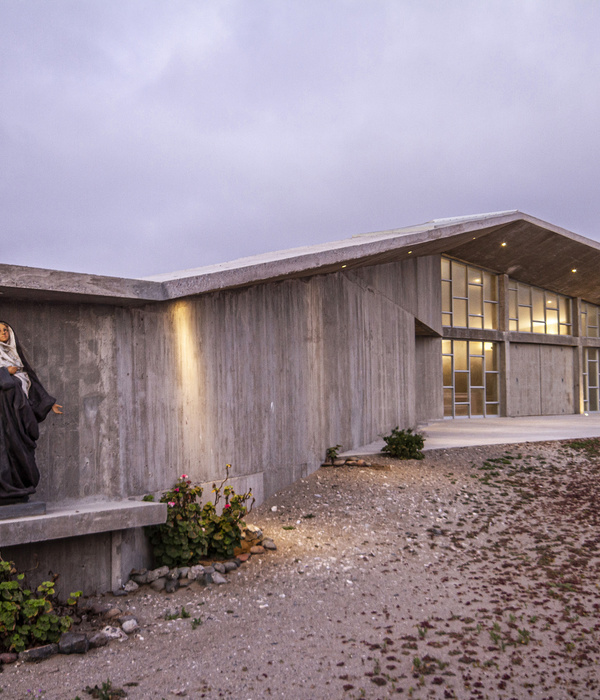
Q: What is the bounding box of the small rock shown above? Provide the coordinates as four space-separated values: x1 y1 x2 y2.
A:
88 632 110 649
179 577 192 587
357 459 367 466
0 652 18 664
250 545 265 555
243 524 263 541
130 569 150 585
113 590 128 597
236 553 250 563
211 572 228 585
213 562 226 574
188 565 205 580
150 577 167 592
262 538 277 551
19 644 59 662
223 561 238 572
165 578 179 594
123 580 139 593
178 567 190 579
203 566 215 575
59 632 89 654
121 619 140 634
90 602 112 616
271 505 277 512
166 568 179 580
117 614 137 625
147 566 169 583
101 626 128 642
333 460 346 466
104 608 123 620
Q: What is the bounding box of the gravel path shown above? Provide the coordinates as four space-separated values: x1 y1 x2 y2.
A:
3 439 600 699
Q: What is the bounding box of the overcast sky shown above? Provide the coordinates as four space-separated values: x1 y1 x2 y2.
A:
1 1 599 278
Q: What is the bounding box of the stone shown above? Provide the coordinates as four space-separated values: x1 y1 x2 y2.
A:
178 567 190 579
179 577 192 587
188 565 205 580
244 524 263 541
147 566 169 583
150 577 167 592
104 608 122 620
90 602 112 616
59 632 89 654
262 538 277 551
223 561 238 572
88 632 110 649
357 459 367 466
333 459 346 466
211 572 228 585
117 614 137 625
203 566 215 575
250 545 265 555
113 590 128 597
166 568 179 580
19 644 59 662
131 571 150 585
236 552 250 563
0 652 18 664
121 619 140 634
123 580 139 593
101 626 128 642
165 578 179 594
213 562 226 574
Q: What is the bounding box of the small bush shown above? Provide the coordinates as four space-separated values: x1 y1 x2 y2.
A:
0 558 80 653
381 427 425 460
147 465 255 567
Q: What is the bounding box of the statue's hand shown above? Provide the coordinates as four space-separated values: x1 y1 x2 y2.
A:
51 403 63 415
7 366 19 375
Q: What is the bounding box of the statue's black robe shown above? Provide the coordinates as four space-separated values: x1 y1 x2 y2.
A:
0 345 55 501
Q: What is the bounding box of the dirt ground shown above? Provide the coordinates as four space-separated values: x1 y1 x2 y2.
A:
3 438 600 700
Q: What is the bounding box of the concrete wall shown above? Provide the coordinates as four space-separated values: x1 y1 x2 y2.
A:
509 343 575 416
0 257 436 593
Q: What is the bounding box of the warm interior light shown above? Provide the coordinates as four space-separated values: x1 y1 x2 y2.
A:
408 250 413 254
341 264 347 268
572 268 577 273
501 242 507 247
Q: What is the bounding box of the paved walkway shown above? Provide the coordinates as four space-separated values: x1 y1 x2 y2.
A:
342 414 600 455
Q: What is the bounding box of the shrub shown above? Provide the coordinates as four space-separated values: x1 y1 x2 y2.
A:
381 427 425 460
0 558 81 653
147 465 255 567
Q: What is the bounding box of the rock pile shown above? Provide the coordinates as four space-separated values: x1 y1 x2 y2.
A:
0 525 276 667
321 456 374 467
126 524 276 594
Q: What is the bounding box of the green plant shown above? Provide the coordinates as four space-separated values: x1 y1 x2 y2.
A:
0 558 80 653
147 465 255 566
84 679 127 699
381 427 425 460
325 444 342 463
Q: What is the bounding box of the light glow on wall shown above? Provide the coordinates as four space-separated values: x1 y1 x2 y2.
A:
172 300 205 469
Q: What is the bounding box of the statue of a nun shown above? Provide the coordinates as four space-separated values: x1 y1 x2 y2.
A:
0 322 62 502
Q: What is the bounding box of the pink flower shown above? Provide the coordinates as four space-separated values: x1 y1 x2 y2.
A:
181 474 188 479
174 488 179 492
224 504 231 509
168 501 176 507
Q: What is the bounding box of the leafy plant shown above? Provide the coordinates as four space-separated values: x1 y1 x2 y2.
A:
381 427 425 460
325 444 342 463
147 465 255 567
0 558 80 653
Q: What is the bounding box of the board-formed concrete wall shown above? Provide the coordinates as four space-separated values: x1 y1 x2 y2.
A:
0 257 437 594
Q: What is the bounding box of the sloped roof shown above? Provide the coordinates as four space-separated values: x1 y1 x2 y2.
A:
2 211 599 305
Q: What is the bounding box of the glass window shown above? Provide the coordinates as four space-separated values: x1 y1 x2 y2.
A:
581 302 600 338
509 278 571 336
441 258 498 330
442 340 500 418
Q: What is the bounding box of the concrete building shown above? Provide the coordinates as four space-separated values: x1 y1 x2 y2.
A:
1 210 599 594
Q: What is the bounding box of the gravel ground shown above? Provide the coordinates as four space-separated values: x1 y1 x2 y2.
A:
3 439 600 700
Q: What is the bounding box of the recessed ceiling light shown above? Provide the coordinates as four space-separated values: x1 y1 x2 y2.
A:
572 268 577 273
341 264 347 268
501 242 507 247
